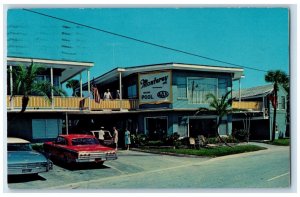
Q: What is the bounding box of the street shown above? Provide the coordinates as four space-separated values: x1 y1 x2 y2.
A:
6 143 290 190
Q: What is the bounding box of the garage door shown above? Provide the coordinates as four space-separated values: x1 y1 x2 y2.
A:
32 119 62 139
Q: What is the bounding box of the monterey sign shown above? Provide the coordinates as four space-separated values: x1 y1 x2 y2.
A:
138 71 172 104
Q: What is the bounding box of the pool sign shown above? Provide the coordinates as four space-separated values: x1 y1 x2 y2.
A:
138 71 172 104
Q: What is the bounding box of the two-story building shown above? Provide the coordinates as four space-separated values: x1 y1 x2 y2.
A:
7 58 247 142
82 62 244 140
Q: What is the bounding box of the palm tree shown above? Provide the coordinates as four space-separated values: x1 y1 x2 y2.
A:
10 62 66 113
196 91 232 146
66 79 80 96
265 70 289 141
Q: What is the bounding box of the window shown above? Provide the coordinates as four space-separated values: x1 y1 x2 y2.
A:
127 84 137 98
218 78 228 98
56 136 67 145
177 84 187 99
188 77 218 104
281 96 286 110
71 138 99 146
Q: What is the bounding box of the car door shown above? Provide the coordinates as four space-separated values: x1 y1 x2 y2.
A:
52 136 68 160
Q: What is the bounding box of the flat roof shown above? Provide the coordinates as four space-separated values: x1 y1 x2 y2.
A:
7 57 94 83
82 62 244 88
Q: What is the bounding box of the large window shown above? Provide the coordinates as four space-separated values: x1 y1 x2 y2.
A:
218 78 229 98
188 77 218 104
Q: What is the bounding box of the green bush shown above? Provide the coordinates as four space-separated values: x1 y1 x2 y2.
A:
232 129 249 142
147 145 266 157
206 137 218 144
180 137 190 146
146 140 164 146
132 133 149 147
31 143 44 153
268 138 290 146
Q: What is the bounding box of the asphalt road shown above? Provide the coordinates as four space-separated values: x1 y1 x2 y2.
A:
6 143 290 191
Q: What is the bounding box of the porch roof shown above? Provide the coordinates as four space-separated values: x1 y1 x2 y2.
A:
7 56 94 83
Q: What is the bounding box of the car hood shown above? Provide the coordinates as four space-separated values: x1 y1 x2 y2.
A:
66 145 114 152
8 151 47 164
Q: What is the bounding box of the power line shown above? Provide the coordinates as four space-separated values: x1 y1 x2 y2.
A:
23 8 270 73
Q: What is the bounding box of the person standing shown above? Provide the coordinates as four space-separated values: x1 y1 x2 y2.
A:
112 127 119 150
116 90 120 99
98 126 105 144
103 89 113 100
124 128 131 150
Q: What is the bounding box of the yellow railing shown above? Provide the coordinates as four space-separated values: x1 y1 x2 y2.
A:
7 95 139 111
232 101 263 111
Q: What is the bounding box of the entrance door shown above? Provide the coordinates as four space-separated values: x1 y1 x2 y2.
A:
145 117 168 140
189 118 217 138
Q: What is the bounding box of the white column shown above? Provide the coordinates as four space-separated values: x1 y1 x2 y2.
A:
87 69 91 110
80 73 83 98
119 70 122 111
262 96 265 118
10 65 14 110
50 67 54 109
65 113 69 135
239 78 241 103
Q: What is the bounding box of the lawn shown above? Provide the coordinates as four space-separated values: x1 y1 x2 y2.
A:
138 144 267 157
267 138 290 146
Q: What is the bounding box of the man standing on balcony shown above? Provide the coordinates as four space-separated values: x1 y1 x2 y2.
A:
104 89 113 100
116 90 120 99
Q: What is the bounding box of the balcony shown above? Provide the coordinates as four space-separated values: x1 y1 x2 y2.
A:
7 95 139 111
232 101 263 111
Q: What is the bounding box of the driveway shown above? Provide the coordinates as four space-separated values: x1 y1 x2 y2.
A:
6 143 290 190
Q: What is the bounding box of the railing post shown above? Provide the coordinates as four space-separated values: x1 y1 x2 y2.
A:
87 69 91 111
50 67 54 109
80 73 83 98
9 65 14 110
65 112 69 135
118 69 125 111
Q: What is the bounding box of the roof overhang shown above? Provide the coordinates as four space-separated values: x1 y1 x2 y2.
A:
83 63 244 89
7 57 94 83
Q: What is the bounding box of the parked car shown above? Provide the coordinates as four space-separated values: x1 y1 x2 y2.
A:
43 134 117 165
7 137 53 175
90 129 114 147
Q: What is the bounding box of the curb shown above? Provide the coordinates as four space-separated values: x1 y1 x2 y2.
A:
130 148 211 158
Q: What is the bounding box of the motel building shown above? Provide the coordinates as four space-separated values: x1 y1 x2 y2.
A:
7 57 252 144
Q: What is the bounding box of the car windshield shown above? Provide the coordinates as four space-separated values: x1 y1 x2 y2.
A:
71 138 99 146
7 143 32 151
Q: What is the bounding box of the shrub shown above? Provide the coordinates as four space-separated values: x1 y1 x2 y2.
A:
206 137 218 144
31 143 44 153
180 137 190 146
132 133 149 147
232 129 249 142
146 140 164 146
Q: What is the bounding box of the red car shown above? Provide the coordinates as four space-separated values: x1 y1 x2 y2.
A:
43 134 117 165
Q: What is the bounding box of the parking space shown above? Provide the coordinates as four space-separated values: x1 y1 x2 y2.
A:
7 150 209 190
6 145 290 190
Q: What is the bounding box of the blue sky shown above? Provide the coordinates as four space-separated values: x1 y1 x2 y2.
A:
7 8 289 95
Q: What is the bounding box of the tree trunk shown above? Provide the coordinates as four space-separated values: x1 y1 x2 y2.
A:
272 86 278 141
216 117 232 147
21 96 29 113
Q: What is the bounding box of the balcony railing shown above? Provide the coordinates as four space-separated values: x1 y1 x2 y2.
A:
7 95 139 111
232 101 263 111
